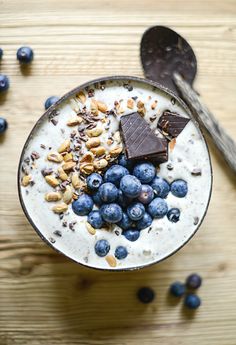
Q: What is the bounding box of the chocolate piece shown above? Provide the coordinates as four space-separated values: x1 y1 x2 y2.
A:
120 112 168 163
157 110 190 139
141 26 197 95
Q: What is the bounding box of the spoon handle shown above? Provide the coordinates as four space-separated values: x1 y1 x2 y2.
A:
173 72 236 174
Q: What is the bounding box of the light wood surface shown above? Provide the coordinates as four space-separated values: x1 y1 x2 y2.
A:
0 1 236 344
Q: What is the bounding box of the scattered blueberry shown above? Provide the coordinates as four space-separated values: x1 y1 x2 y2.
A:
151 176 170 198
184 294 201 309
99 182 118 203
120 174 142 198
136 212 153 230
137 184 154 204
104 164 129 186
127 202 145 221
137 287 155 304
167 208 180 223
118 154 133 169
44 96 60 110
133 162 156 183
148 198 168 218
0 117 8 134
95 239 110 257
117 189 132 208
87 210 104 229
115 246 128 260
186 274 202 289
171 179 188 198
86 173 103 191
100 203 123 223
92 190 103 206
0 48 3 59
123 229 140 241
16 46 34 63
72 193 94 216
117 212 133 230
0 74 10 92
169 282 186 297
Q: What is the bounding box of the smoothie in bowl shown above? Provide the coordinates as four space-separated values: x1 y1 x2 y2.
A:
18 76 212 270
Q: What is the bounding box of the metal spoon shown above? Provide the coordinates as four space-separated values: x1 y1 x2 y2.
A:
140 26 236 174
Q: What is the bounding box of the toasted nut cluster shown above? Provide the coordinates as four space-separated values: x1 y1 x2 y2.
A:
21 175 32 187
57 167 68 181
86 222 96 235
86 127 103 137
96 101 107 113
127 98 134 109
105 255 117 267
80 152 94 163
62 161 76 171
67 117 83 126
47 152 63 163
71 172 81 189
109 146 122 157
63 185 73 204
45 175 60 187
63 152 73 162
77 91 86 104
58 139 70 153
80 163 94 174
151 100 158 110
90 146 106 157
45 192 62 202
86 137 101 149
52 203 68 213
94 159 108 170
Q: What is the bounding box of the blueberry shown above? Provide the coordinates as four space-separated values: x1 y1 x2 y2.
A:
186 274 202 289
0 117 8 134
167 208 180 223
115 246 128 260
95 239 110 257
16 46 34 63
44 96 60 110
120 175 142 198
169 282 186 297
100 203 123 223
0 74 9 92
122 229 140 242
148 198 168 218
104 164 129 186
118 154 133 170
86 173 103 191
0 48 3 59
117 190 132 208
151 176 170 198
127 202 145 221
137 287 155 304
117 212 133 230
184 294 201 309
136 212 153 230
87 210 104 229
92 190 103 206
99 182 118 203
171 179 188 198
137 184 154 204
133 162 156 183
72 193 94 216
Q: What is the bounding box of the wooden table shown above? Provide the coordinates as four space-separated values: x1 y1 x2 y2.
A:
0 1 236 344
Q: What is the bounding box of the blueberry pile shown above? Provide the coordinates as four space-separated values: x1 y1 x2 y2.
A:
71 154 188 258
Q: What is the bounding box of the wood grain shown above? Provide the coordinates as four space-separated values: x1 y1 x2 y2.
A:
0 1 236 344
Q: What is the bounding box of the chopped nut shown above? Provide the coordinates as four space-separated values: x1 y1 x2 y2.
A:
109 146 123 157
80 152 94 163
80 163 94 175
137 100 144 109
57 167 68 181
90 99 98 116
45 192 62 202
105 255 117 267
113 131 121 143
86 137 101 149
58 139 70 153
94 159 108 170
63 152 73 162
86 127 103 137
21 175 32 187
47 152 63 163
63 185 73 204
90 146 106 157
77 91 86 104
86 222 96 235
71 172 81 189
52 203 68 213
107 138 113 146
67 116 83 126
151 100 158 110
62 161 76 171
127 98 134 109
105 154 111 161
169 138 176 151
96 101 107 113
45 175 60 187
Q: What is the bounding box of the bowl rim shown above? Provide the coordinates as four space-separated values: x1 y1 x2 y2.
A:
17 75 213 272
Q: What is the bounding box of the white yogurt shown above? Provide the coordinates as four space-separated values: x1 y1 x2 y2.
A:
19 77 212 270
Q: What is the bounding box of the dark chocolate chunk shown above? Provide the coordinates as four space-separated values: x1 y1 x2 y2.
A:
157 110 190 139
191 168 202 176
120 112 168 163
53 230 62 237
